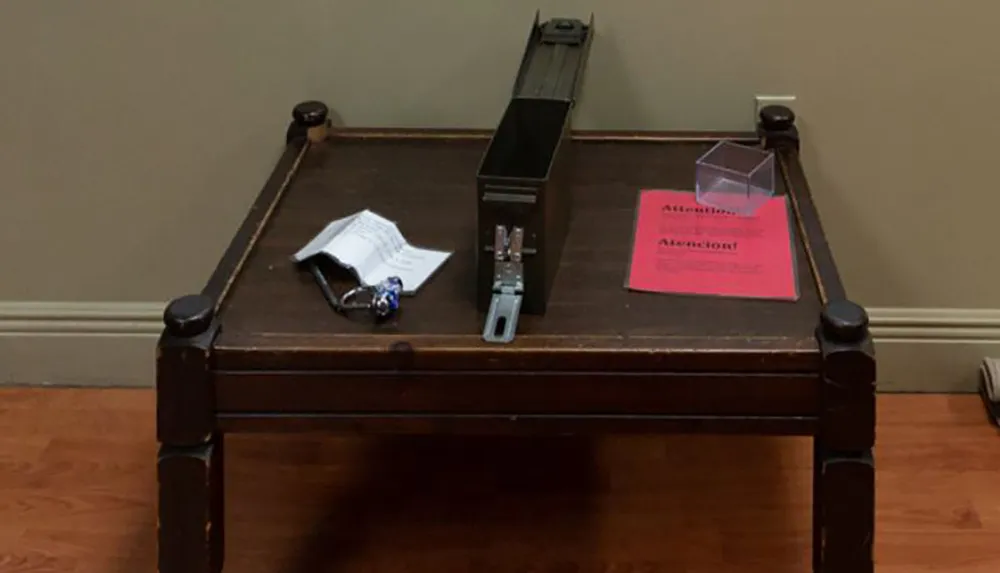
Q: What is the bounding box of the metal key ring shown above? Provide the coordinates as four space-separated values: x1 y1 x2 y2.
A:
339 285 375 311
306 263 403 320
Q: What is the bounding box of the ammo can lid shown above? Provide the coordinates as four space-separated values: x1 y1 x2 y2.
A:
510 12 594 104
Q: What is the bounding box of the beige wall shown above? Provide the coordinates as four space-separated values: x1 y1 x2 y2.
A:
1 0 998 310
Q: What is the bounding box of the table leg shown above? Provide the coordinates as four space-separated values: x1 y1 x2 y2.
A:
815 300 876 573
156 294 224 573
158 434 225 573
812 436 823 573
815 446 874 573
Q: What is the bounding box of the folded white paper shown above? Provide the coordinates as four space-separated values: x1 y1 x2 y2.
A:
291 209 451 295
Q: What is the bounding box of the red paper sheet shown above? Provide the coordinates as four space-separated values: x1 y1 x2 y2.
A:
626 190 798 300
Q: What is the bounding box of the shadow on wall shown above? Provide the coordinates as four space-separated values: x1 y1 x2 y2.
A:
797 124 906 306
575 27 648 131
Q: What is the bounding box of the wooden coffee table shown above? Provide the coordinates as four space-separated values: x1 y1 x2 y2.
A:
156 102 875 573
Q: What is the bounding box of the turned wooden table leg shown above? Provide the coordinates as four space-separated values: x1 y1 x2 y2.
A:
156 294 224 573
812 435 824 573
814 300 877 573
159 436 225 573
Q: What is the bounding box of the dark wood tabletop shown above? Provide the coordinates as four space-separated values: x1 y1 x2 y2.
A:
207 130 839 374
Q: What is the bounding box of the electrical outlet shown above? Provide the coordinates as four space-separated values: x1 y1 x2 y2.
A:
754 95 796 124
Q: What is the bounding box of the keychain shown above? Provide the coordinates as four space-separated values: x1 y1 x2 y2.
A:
340 276 403 319
307 262 403 321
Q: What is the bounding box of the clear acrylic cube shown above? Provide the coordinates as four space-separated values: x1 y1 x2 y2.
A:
695 140 775 215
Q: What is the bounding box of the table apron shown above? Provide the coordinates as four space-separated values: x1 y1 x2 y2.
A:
216 412 816 436
214 370 819 417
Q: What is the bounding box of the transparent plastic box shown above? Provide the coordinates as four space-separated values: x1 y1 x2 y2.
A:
695 141 775 215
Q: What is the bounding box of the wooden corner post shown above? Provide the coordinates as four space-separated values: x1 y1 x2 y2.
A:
156 293 224 573
814 299 876 573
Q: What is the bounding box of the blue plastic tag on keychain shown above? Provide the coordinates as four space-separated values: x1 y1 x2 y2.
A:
367 276 403 319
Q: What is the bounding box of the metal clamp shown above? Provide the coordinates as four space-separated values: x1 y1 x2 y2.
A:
482 225 525 343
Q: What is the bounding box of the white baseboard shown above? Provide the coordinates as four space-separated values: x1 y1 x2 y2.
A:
0 302 162 387
869 308 1000 392
1 302 997 392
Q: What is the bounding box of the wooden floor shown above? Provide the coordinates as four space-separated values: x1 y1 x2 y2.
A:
0 389 997 573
